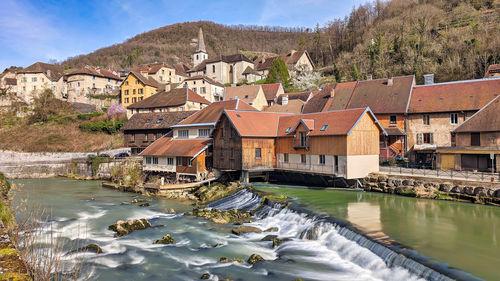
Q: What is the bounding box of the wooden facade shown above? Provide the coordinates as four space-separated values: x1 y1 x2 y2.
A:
124 129 167 154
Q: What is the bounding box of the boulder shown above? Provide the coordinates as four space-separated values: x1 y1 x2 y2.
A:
439 182 453 192
494 189 500 198
378 182 387 189
201 273 210 279
67 243 103 255
264 227 278 232
464 186 475 195
108 218 152 237
261 235 277 241
392 179 402 187
232 226 262 235
377 175 388 182
487 189 495 197
137 202 150 207
451 185 463 194
189 208 252 224
247 254 264 264
272 238 291 248
474 187 487 196
402 179 414 186
219 257 230 263
154 234 174 245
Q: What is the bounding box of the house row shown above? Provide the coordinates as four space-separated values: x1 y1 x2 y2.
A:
136 98 385 182
283 73 500 172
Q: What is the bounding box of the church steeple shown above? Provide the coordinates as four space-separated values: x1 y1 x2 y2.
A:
193 27 208 67
196 27 206 53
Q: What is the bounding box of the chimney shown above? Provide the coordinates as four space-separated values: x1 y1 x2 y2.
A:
387 78 393 86
424 74 434 85
367 74 373 80
282 94 289 106
330 88 335 98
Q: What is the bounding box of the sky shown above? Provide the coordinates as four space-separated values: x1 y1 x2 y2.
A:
0 0 367 71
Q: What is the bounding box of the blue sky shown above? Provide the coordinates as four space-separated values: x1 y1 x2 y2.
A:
0 0 367 71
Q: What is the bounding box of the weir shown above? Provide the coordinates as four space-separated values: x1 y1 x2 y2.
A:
207 189 481 281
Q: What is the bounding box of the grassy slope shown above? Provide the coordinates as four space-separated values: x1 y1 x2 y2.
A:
0 113 123 152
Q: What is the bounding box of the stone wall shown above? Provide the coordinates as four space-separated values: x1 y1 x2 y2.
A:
362 173 500 206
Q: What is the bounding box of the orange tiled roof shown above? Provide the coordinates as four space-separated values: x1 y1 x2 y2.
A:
127 88 210 109
454 95 500 133
140 137 211 157
224 85 262 103
176 100 257 125
261 83 282 101
409 78 500 113
224 111 293 137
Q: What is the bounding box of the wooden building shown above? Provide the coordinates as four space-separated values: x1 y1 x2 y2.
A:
212 108 386 180
436 95 500 172
122 111 195 154
140 100 257 182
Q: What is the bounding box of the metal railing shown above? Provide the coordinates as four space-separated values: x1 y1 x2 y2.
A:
276 162 345 176
292 137 310 150
380 165 500 182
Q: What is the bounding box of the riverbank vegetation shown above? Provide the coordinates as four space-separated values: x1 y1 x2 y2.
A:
0 90 124 152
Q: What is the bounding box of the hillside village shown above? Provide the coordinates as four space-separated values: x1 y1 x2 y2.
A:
1 22 499 187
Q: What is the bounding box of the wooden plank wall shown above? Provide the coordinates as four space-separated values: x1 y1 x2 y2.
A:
212 115 243 170
347 113 380 155
242 138 275 169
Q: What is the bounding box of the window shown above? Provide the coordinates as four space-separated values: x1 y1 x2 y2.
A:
124 89 129 95
92 76 96 80
255 148 262 159
135 80 139 84
22 86 26 91
284 153 289 163
176 157 183 166
334 156 339 173
417 133 433 144
77 82 80 87
212 65 216 73
138 88 143 94
320 125 328 131
162 70 165 74
92 83 96 88
201 87 206 94
301 154 306 164
188 159 193 167
196 54 199 60
451 133 456 147
198 128 210 137
139 97 143 101
33 86 36 90
167 157 174 165
319 155 326 165
193 81 196 85
21 77 27 83
126 81 129 85
390 115 397 124
108 78 111 82
159 76 163 82
450 113 458 125
471 133 480 146
300 132 307 147
193 88 197 93
423 114 430 125
245 95 249 99
285 127 291 133
145 157 152 164
152 157 159 164
133 89 136 94
124 98 129 103
32 77 37 82
132 97 137 103
156 118 163 124
178 130 189 138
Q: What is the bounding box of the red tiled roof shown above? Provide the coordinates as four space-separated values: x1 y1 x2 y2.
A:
176 100 257 125
224 111 293 137
140 137 211 157
277 91 316 104
277 108 372 137
263 99 304 114
261 83 282 101
18 62 63 81
454 95 500 133
484 64 500 78
127 71 161 88
127 87 210 109
408 78 500 113
132 63 170 74
224 85 262 103
302 83 338 113
67 66 121 80
255 50 314 71
346 75 414 114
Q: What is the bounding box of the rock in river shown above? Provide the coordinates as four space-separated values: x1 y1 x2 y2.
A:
247 253 264 264
154 234 174 245
231 226 262 235
67 243 103 255
108 218 152 237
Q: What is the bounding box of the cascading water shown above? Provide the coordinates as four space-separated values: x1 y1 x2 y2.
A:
207 189 480 281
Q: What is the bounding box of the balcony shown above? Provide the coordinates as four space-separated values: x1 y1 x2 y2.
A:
292 137 310 150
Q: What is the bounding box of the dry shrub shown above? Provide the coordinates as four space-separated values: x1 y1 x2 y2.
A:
28 89 75 124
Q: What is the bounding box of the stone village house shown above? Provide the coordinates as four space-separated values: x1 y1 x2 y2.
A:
15 62 64 103
223 85 268 110
65 66 122 104
177 75 225 103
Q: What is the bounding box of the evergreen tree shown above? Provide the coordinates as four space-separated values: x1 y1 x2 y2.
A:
352 65 359 81
266 58 290 88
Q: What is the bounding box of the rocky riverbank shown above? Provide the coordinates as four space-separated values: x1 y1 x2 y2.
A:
362 173 500 206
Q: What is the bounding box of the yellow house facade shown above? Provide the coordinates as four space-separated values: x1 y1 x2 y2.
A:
120 71 160 107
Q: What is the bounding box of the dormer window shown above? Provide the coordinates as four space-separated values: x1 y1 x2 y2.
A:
285 127 291 133
245 95 249 99
320 125 328 131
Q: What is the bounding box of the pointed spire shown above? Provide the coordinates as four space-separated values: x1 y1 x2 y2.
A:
197 27 206 53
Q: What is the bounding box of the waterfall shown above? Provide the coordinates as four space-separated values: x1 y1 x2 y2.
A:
206 189 481 281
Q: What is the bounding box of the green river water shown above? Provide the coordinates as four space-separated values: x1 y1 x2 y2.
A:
254 184 500 281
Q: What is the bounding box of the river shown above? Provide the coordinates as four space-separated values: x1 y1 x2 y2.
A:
11 178 496 280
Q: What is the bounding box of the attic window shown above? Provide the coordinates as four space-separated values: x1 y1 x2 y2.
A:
320 125 328 131
156 118 163 124
245 95 249 99
236 114 241 118
285 127 291 133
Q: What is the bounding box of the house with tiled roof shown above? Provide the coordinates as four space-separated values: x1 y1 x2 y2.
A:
407 77 500 166
276 90 317 105
15 62 65 103
132 62 178 84
65 66 122 104
263 99 305 114
241 66 265 83
223 85 268 110
122 111 195 154
254 50 314 76
484 64 500 78
126 87 210 117
436 95 500 172
177 75 225 102
120 71 161 107
140 99 257 182
261 83 285 106
212 108 385 180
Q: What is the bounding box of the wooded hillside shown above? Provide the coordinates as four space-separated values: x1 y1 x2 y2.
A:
62 0 500 83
